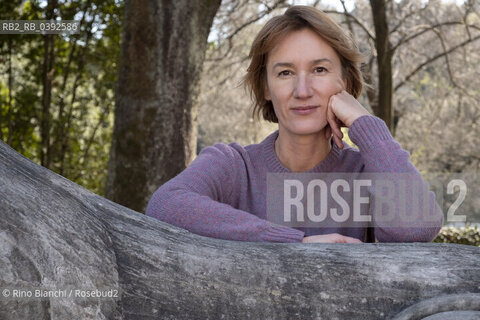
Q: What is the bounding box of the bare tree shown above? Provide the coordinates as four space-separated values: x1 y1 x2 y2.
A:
370 0 394 130
293 0 480 132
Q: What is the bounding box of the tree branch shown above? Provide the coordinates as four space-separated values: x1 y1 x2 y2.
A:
323 10 375 41
390 2 430 35
339 0 354 36
394 34 480 92
392 21 480 53
205 0 287 63
430 27 457 87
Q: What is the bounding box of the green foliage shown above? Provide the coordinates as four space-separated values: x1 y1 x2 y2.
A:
433 224 480 247
0 0 124 196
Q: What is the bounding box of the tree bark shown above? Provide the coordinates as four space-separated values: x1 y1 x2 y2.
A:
370 0 394 133
106 0 221 213
1 140 480 319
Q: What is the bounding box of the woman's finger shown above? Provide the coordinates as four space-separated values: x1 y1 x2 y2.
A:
324 124 332 139
343 237 363 243
336 117 346 129
327 96 344 149
332 131 344 149
327 96 343 138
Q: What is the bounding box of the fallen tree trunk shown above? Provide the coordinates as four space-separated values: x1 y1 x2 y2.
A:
0 140 479 320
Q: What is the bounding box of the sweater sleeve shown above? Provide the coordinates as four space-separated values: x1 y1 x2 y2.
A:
348 115 444 242
145 143 305 243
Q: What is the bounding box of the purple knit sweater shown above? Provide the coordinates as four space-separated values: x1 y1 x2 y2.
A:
146 115 444 242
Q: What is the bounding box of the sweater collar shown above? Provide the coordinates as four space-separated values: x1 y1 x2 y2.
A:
263 130 344 173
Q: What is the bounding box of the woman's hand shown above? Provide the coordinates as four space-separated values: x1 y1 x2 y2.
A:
324 81 370 149
302 233 363 243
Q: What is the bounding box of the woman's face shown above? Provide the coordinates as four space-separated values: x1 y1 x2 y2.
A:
265 28 345 136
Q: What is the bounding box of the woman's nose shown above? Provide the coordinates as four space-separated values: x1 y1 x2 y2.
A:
293 74 313 99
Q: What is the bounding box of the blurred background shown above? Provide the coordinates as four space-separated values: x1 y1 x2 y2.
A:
0 0 479 244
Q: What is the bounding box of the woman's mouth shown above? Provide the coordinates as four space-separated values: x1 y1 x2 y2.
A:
290 105 319 115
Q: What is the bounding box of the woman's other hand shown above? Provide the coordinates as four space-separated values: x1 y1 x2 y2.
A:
302 233 363 243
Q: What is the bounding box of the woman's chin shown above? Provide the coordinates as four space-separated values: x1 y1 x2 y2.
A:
284 121 328 136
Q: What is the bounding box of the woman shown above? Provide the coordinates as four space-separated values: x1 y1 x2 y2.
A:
146 6 443 243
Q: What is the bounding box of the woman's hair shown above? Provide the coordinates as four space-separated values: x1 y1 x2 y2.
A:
244 5 365 123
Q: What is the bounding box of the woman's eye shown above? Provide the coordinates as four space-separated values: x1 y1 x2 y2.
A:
278 70 292 77
314 67 327 73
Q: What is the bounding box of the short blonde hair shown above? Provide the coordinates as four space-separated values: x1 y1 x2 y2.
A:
244 5 365 123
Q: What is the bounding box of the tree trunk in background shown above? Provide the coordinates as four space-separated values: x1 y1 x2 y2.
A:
106 0 221 212
40 0 57 169
3 37 14 143
1 141 480 319
370 0 394 133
